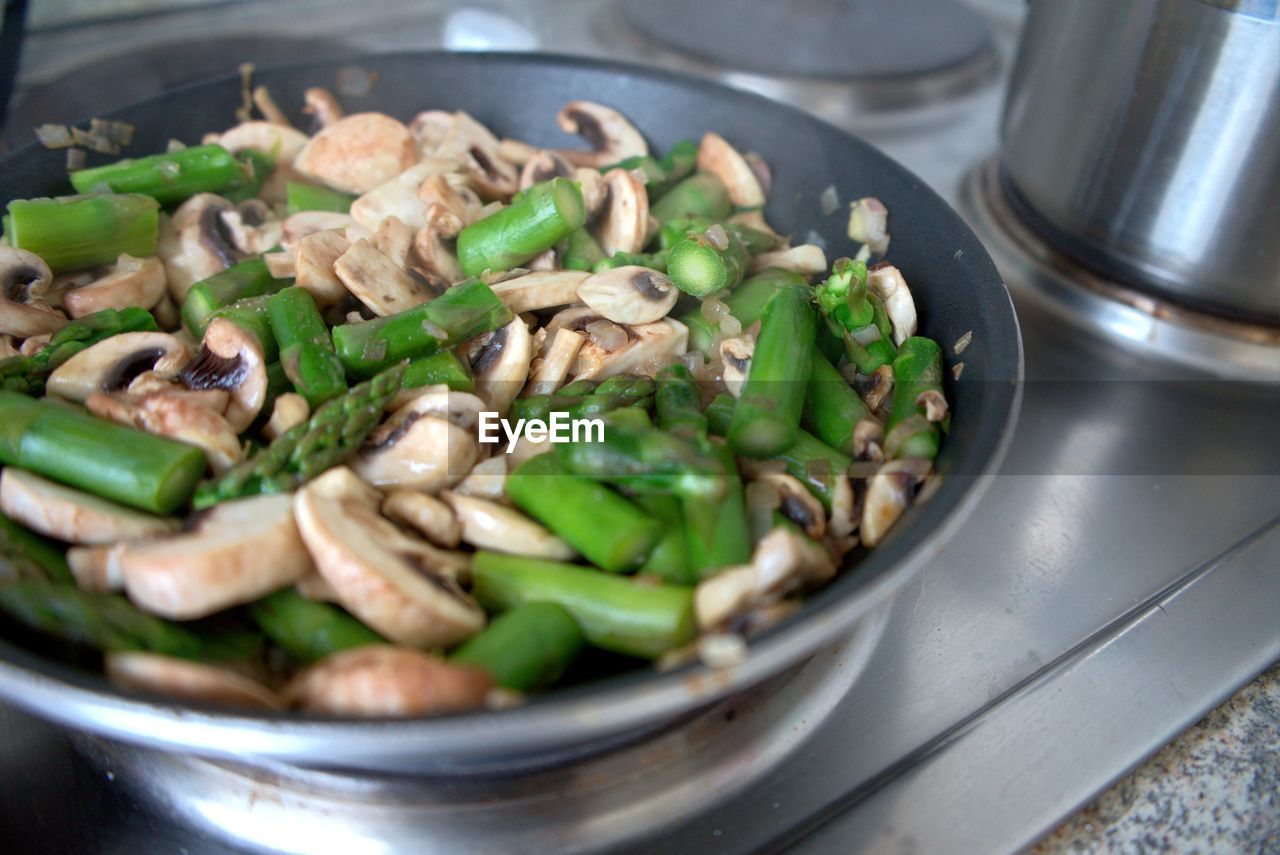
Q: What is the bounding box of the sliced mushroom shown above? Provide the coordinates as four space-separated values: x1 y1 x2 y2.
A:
262 248 297 279
435 112 519 200
577 265 676 325
465 317 532 416
749 244 828 276
293 228 351 308
852 418 886 460
729 208 778 237
496 137 538 165
489 269 588 314
451 455 508 502
294 467 486 647
119 493 312 620
262 392 310 440
157 194 243 301
853 363 894 415
67 543 126 592
63 255 166 318
293 112 417 195
417 172 484 227
571 317 688 380
573 167 608 220
178 318 267 433
408 110 456 156
0 467 178 545
349 157 460 231
370 215 417 270
756 472 825 540
518 149 573 190
47 331 190 403
526 248 558 272
0 335 17 359
720 333 756 397
86 391 244 474
334 238 429 316
352 392 483 492
219 198 283 256
412 204 466 289
303 86 344 129
847 197 890 255
525 327 585 396
218 120 310 205
0 247 66 338
555 101 647 168
860 458 931 547
285 646 492 717
443 491 575 560
867 263 918 346
828 473 858 541
107 652 282 710
125 372 229 412
697 132 766 208
382 490 461 549
593 168 649 256
694 525 836 630
282 211 356 249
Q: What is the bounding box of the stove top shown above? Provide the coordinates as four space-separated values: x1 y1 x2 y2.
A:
1 2 1277 852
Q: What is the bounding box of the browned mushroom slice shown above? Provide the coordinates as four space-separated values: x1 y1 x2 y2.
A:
867 263 918 346
87 391 244 474
334 238 429 317
489 269 587 314
571 317 689 380
412 204 467 288
63 255 167 318
408 110 456 156
577 265 677 325
555 101 648 168
294 467 486 648
352 392 482 492
518 150 574 190
749 244 828 276
108 652 283 710
370 216 417 269
0 467 177 545
694 526 835 630
66 543 127 592
719 332 756 398
382 489 461 549
262 392 310 440
756 472 825 540
417 172 483 228
496 137 538 165
157 194 244 301
464 318 532 417
349 157 460 231
525 327 586 396
293 229 351 308
282 211 356 249
697 132 766 208
0 247 67 338
573 168 608 221
47 331 190 403
285 646 492 717
178 318 267 433
860 458 931 547
119 493 313 620
303 86 345 129
293 112 417 195
435 112 519 201
593 168 649 256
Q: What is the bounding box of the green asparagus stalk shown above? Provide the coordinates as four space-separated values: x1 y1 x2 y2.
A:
666 221 751 298
636 494 695 585
69 143 250 206
803 348 873 454
650 172 732 223
449 602 584 691
0 392 205 514
592 250 668 273
6 194 159 272
223 150 276 204
559 227 606 272
505 453 661 573
193 362 405 507
285 181 355 215
402 350 475 392
604 139 697 198
267 287 348 408
208 296 278 362
249 589 381 663
0 512 74 584
510 374 654 423
182 257 290 338
884 336 946 460
0 306 158 395
456 177 586 277
657 216 780 256
680 267 807 352
728 282 817 458
655 363 708 442
682 439 751 577
814 257 895 373
331 278 512 379
470 551 696 659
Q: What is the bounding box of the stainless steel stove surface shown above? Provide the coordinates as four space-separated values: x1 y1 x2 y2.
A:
1 2 1278 852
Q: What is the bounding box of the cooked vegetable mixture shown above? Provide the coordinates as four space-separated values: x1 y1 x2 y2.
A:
0 88 949 716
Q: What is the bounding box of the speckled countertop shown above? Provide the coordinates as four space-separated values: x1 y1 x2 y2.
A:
1032 661 1280 853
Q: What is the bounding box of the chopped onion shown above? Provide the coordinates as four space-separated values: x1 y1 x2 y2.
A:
586 319 628 351
847 197 890 254
952 361 965 381
35 124 73 149
64 148 86 171
953 330 973 355
705 223 729 251
850 324 881 346
698 633 749 669
882 414 932 459
718 314 742 338
701 296 730 321
335 65 379 97
819 185 839 216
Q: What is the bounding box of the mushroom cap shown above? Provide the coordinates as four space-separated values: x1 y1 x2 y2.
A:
867 263 918 346
47 331 190 403
577 265 678 326
285 646 493 717
293 112 417 195
412 203 466 288
107 652 283 710
157 194 243 301
555 101 648 168
434 112 519 201
294 467 486 648
382 489 461 549
62 254 167 318
694 525 835 630
489 270 588 314
181 317 268 433
119 493 313 620
353 391 483 492
0 467 178 546
0 247 66 339
697 132 766 208
443 491 575 560
466 317 532 417
571 317 689 380
86 391 244 475
350 157 460 232
518 150 574 190
757 472 826 540
593 168 649 256
66 543 127 592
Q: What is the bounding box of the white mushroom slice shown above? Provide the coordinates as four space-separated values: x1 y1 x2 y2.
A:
0 468 177 545
443 492 574 560
518 150 574 191
465 318 532 416
157 194 244 301
577 266 677 325
555 101 648 168
263 248 296 279
219 121 310 205
413 204 466 288
451 455 508 502
697 132 766 208
352 393 482 492
294 229 351 307
0 248 67 338
860 458 931 548
383 490 461 548
572 318 688 380
417 173 484 228
47 332 189 403
694 526 836 630
219 199 283 256
847 197 890 254
349 157 459 231
729 208 778 236
334 238 429 316
86 392 244 474
749 244 828 275
294 467 486 647
435 112 519 200
408 110 456 156
489 269 587 314
303 86 344 128
282 211 356 249
370 215 417 269
496 137 538 165
525 327 585 396
107 652 282 710
526 248 558 271
0 335 17 359
295 571 341 602
67 543 126 592
593 168 649 256
262 392 310 440
285 646 492 717
62 255 167 318
119 493 312 620
757 472 825 540
506 433 551 469
293 112 417 195
179 318 267 433
720 333 756 398
867 263 918 346
573 168 608 220
852 419 885 461
124 373 229 412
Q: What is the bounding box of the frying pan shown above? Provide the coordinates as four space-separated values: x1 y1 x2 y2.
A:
0 52 1021 775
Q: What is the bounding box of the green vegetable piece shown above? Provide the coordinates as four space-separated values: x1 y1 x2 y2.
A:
0 512 74 584
885 336 946 460
285 181 355 215
449 602 584 691
803 348 872 454
249 589 381 663
267 287 347 408
456 178 586 277
70 144 249 206
6 194 159 272
182 258 290 338
666 221 750 298
402 350 474 392
650 172 732 223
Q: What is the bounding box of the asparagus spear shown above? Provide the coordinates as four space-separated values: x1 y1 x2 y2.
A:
267 287 348 408
509 374 654 423
0 392 205 514
657 216 780 256
449 602 584 691
682 439 751 578
208 296 278 362
655 363 708 442
636 494 695 585
249 589 381 663
193 362 405 507
182 257 290 338
803 348 873 454
592 250 668 273
0 512 74 584
605 139 696 198
224 150 276 204
402 350 474 392
6 194 159 272
285 181 355 215
728 282 817 458
559 227 606 272
680 267 807 352
650 172 732 223
814 257 896 373
456 177 585 277
331 278 512 379
69 143 250 206
505 453 661 573
470 551 696 659
666 222 751 298
0 306 158 395
884 336 946 460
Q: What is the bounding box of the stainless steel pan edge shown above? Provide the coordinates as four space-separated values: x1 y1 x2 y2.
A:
0 51 1022 774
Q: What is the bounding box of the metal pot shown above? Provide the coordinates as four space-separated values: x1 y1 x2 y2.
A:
0 52 1021 775
1000 0 1280 322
